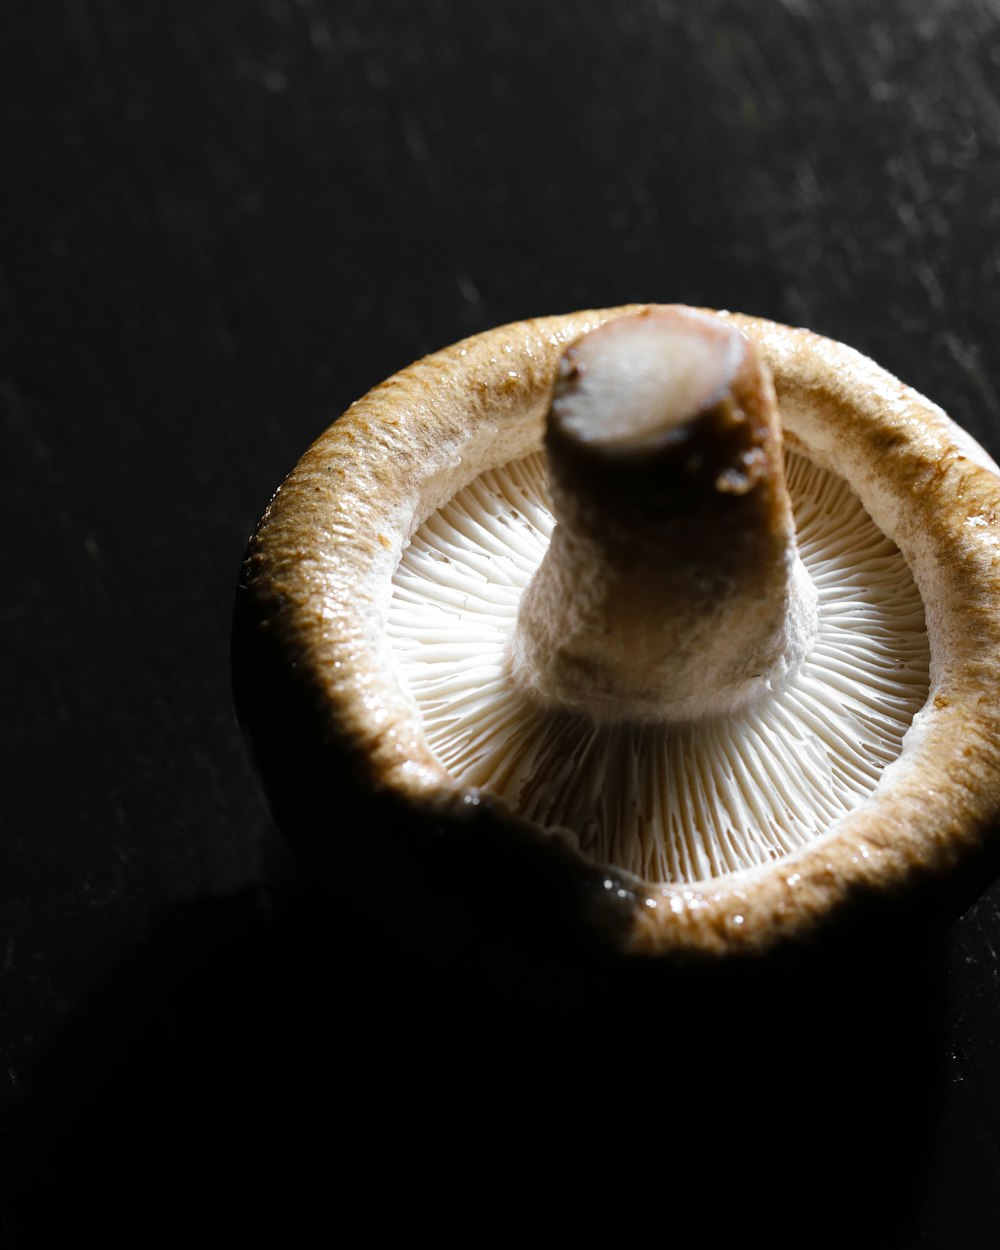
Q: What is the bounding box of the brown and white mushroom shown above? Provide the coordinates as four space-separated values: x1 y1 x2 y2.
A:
234 304 1000 1000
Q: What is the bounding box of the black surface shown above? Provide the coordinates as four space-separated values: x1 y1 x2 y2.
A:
4 1 1000 1244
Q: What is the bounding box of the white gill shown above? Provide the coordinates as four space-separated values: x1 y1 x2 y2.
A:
387 450 930 885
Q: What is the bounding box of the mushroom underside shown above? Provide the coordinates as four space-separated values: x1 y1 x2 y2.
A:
388 447 931 886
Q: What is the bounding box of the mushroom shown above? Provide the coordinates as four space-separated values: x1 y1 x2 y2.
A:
234 304 1000 998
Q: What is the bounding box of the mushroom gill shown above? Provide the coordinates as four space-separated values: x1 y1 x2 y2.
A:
387 433 930 886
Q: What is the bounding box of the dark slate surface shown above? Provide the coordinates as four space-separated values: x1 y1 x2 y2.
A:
3 1 1000 1243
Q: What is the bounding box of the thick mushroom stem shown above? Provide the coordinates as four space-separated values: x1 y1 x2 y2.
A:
507 306 818 723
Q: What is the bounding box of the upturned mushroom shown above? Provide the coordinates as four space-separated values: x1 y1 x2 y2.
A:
234 304 1000 998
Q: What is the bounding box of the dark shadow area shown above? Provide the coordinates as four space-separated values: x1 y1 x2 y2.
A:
2 861 966 1248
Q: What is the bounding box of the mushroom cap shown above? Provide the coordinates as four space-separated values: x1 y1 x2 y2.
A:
234 306 1000 981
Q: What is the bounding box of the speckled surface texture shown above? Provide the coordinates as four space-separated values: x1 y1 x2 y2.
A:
5 1 1000 1245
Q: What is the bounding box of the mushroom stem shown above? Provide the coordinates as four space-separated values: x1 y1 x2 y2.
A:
507 305 818 723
